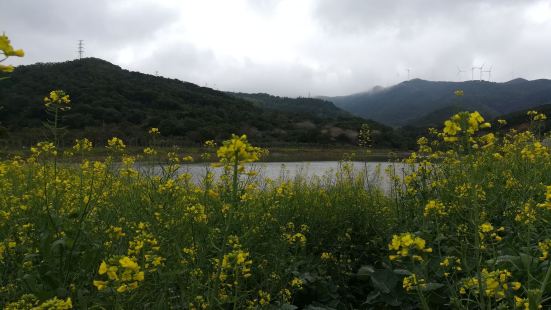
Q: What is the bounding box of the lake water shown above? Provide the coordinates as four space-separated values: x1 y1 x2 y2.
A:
141 161 409 191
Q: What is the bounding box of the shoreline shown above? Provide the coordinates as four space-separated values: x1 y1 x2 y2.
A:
0 146 411 163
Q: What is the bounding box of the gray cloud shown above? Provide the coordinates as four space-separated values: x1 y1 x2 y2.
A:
2 0 551 96
2 0 179 63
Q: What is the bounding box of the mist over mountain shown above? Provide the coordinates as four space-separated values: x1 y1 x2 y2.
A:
0 58 406 148
325 79 551 127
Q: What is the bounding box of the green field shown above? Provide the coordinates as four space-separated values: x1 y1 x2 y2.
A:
2 107 551 309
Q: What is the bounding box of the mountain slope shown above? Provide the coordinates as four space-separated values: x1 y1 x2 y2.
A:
226 92 404 147
0 58 399 147
228 92 352 119
326 79 551 127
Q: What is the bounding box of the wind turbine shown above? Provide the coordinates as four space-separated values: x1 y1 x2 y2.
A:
457 66 466 81
472 63 484 81
482 65 493 81
406 68 411 80
478 63 485 81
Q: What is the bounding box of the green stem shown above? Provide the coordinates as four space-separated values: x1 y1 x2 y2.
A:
232 151 239 206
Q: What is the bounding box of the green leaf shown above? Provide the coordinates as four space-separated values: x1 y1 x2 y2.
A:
520 253 536 267
393 269 413 276
381 293 402 306
364 291 380 304
304 306 336 310
419 282 444 292
370 269 398 294
356 265 375 280
486 255 520 265
21 273 39 292
50 238 67 255
276 304 298 310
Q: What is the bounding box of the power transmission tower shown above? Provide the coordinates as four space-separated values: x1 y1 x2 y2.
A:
78 40 84 60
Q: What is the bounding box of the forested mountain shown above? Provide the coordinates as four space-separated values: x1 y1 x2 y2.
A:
0 58 406 148
326 78 551 127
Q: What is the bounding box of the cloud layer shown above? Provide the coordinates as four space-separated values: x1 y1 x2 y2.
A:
3 0 551 96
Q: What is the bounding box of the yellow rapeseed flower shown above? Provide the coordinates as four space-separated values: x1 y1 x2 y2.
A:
98 261 108 275
119 256 139 271
148 127 160 135
93 280 107 291
424 200 447 217
43 90 71 111
443 120 461 136
480 222 493 233
216 134 264 165
107 137 126 152
117 284 128 293
388 233 431 261
0 33 24 73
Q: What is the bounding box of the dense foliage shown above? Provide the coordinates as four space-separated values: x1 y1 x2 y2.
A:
0 58 411 148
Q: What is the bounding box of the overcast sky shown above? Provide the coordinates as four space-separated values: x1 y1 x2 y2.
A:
2 0 551 96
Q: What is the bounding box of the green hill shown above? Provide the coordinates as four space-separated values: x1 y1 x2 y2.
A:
326 78 551 127
0 58 403 148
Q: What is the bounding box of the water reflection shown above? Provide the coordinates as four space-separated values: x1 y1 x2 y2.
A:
139 161 409 192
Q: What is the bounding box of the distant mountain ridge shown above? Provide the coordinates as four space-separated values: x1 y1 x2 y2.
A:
325 78 551 127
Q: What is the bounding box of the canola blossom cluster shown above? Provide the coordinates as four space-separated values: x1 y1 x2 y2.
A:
388 233 432 262
43 90 71 111
442 111 491 143
93 256 145 293
216 134 265 165
459 269 521 300
0 33 24 73
106 137 126 152
148 127 160 135
402 274 427 292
